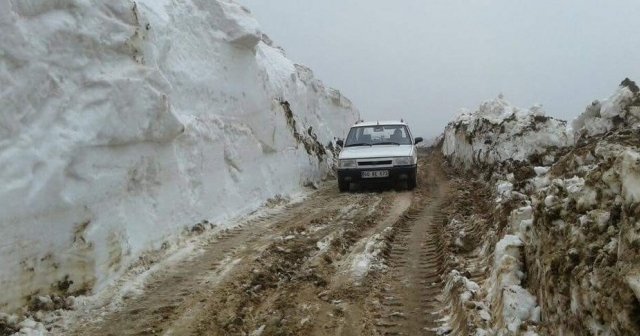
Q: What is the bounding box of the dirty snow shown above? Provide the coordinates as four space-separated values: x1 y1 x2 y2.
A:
350 227 393 279
442 95 572 167
572 80 640 140
439 79 640 335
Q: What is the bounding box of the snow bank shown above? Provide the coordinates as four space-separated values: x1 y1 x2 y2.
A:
441 270 490 335
442 95 572 167
439 81 640 334
487 235 540 333
526 138 640 334
572 78 640 140
0 0 357 312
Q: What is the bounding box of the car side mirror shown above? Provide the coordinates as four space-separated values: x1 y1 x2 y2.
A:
414 137 423 145
336 139 344 147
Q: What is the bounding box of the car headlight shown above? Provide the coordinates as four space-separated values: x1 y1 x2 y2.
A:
394 156 414 166
338 159 357 168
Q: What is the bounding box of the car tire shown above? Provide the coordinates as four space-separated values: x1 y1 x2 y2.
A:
407 173 417 190
339 180 350 192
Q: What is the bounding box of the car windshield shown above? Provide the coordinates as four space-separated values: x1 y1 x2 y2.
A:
344 125 412 146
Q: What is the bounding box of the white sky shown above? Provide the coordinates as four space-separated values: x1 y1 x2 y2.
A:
238 0 640 138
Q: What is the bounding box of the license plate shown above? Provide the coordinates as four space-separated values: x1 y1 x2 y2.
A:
362 170 389 178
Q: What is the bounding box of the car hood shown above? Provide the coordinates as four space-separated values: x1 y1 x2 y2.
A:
339 145 414 160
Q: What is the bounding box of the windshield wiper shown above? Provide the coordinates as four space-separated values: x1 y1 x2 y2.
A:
373 142 401 145
345 143 372 147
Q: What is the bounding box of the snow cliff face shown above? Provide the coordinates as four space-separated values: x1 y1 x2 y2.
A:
442 96 572 168
440 81 640 335
0 0 357 312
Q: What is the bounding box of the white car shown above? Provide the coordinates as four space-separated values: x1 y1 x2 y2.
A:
336 120 423 192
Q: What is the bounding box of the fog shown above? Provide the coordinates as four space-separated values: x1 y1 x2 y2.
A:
238 0 640 138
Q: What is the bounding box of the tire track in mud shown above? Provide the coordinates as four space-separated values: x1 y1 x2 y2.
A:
64 188 355 336
369 153 449 336
63 187 402 336
187 191 404 336
305 192 413 336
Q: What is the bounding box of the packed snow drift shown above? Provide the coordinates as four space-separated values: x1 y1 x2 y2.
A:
439 79 640 335
442 95 572 167
0 0 357 314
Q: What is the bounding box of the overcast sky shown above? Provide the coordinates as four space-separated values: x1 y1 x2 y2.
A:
238 0 640 138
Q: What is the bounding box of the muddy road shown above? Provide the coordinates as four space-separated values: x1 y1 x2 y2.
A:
61 151 450 336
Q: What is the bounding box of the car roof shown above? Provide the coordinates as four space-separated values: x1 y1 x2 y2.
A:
351 120 407 127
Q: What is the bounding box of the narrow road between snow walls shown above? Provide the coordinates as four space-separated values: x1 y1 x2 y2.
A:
8 83 640 335
28 150 450 336
10 112 640 335
3 0 639 334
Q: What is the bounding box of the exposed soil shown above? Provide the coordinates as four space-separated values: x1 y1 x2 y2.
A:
365 154 450 336
58 150 454 336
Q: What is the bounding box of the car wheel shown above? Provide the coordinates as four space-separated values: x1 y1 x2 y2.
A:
338 180 350 192
407 173 417 190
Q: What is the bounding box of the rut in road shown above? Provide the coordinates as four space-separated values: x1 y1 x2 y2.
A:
370 155 449 336
186 190 410 336
61 186 406 336
64 189 341 335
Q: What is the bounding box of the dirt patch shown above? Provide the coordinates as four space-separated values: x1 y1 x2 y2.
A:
351 150 456 335
188 192 403 336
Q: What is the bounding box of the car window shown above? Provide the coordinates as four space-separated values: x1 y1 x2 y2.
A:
344 125 412 146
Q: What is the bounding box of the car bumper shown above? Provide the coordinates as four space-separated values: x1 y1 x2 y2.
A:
337 165 417 183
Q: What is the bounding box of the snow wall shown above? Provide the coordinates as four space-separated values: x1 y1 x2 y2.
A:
440 80 640 334
0 0 358 312
442 95 572 168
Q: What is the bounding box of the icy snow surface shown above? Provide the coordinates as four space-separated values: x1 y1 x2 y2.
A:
0 0 357 312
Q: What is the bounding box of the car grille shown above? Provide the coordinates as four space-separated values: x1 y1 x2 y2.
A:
358 160 392 166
